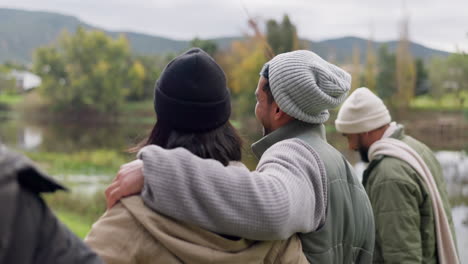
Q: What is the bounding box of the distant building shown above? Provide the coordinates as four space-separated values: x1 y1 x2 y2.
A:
9 70 41 92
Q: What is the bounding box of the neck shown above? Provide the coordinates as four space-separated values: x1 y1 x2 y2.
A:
270 118 294 133
252 120 325 159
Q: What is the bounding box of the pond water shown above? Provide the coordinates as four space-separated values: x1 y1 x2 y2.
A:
0 114 467 262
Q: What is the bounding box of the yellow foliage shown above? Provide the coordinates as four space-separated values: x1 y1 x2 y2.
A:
131 61 146 80
219 37 267 95
96 61 110 73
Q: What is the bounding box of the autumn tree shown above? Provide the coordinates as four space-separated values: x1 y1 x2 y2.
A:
126 55 175 101
219 37 267 118
219 14 301 119
395 16 416 108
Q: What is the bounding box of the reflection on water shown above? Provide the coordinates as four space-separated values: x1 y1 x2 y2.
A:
436 151 468 183
54 174 113 196
22 127 43 150
453 206 468 263
0 118 150 153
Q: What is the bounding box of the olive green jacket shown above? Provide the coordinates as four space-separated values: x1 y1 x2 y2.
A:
362 126 455 264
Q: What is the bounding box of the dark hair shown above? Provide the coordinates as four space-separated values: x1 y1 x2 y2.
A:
262 81 274 104
132 121 242 166
260 63 274 104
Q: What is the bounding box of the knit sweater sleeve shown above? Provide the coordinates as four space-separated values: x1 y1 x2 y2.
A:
139 138 327 241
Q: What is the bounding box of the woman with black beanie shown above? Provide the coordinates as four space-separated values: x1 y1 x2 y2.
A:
85 48 307 264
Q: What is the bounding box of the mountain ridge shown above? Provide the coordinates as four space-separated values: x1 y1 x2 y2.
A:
0 8 450 64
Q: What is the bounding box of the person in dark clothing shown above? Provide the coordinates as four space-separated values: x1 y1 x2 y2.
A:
0 144 103 264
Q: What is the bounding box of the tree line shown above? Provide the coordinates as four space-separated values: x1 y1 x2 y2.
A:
1 15 466 116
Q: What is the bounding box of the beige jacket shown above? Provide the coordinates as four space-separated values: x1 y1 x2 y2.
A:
85 196 307 264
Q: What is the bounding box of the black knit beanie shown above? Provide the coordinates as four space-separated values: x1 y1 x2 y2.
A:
154 48 231 132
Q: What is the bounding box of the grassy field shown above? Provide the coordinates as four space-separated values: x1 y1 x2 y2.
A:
26 149 130 175
55 209 95 239
45 190 106 239
410 93 468 111
0 93 24 106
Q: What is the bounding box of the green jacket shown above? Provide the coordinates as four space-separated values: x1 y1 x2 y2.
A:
362 126 456 264
253 120 375 263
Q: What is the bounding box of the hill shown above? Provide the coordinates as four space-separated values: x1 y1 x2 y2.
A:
0 8 450 64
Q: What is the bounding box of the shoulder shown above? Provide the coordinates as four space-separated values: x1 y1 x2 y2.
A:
263 138 321 162
259 138 325 174
366 156 421 199
258 138 327 190
369 156 417 183
86 198 141 243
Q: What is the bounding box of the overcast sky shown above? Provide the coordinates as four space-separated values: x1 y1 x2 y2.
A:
1 0 467 52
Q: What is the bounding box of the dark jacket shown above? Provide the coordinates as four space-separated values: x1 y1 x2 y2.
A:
0 144 103 264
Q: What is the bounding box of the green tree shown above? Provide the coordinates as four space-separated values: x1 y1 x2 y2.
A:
0 65 16 93
190 37 218 57
415 58 429 96
446 52 468 107
2 61 28 71
33 27 135 113
428 57 449 101
376 45 397 101
266 15 300 55
429 52 468 107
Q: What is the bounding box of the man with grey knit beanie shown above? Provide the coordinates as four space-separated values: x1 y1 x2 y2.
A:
336 87 458 264
107 50 375 263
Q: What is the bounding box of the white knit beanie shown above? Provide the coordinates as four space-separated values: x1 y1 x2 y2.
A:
335 87 391 134
266 50 351 124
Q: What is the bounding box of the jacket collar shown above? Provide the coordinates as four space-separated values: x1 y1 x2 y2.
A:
0 144 66 193
362 124 406 186
251 119 326 159
390 123 405 140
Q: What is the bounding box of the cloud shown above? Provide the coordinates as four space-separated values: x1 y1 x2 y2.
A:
0 0 466 51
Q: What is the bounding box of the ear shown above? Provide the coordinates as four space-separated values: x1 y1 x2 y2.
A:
272 102 288 121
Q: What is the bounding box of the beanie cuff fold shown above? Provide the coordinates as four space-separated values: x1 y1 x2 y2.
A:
155 88 231 132
335 110 391 134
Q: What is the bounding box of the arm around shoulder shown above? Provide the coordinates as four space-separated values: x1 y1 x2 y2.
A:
139 138 327 240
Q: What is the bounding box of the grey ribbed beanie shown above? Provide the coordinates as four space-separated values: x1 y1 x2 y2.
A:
265 50 351 124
